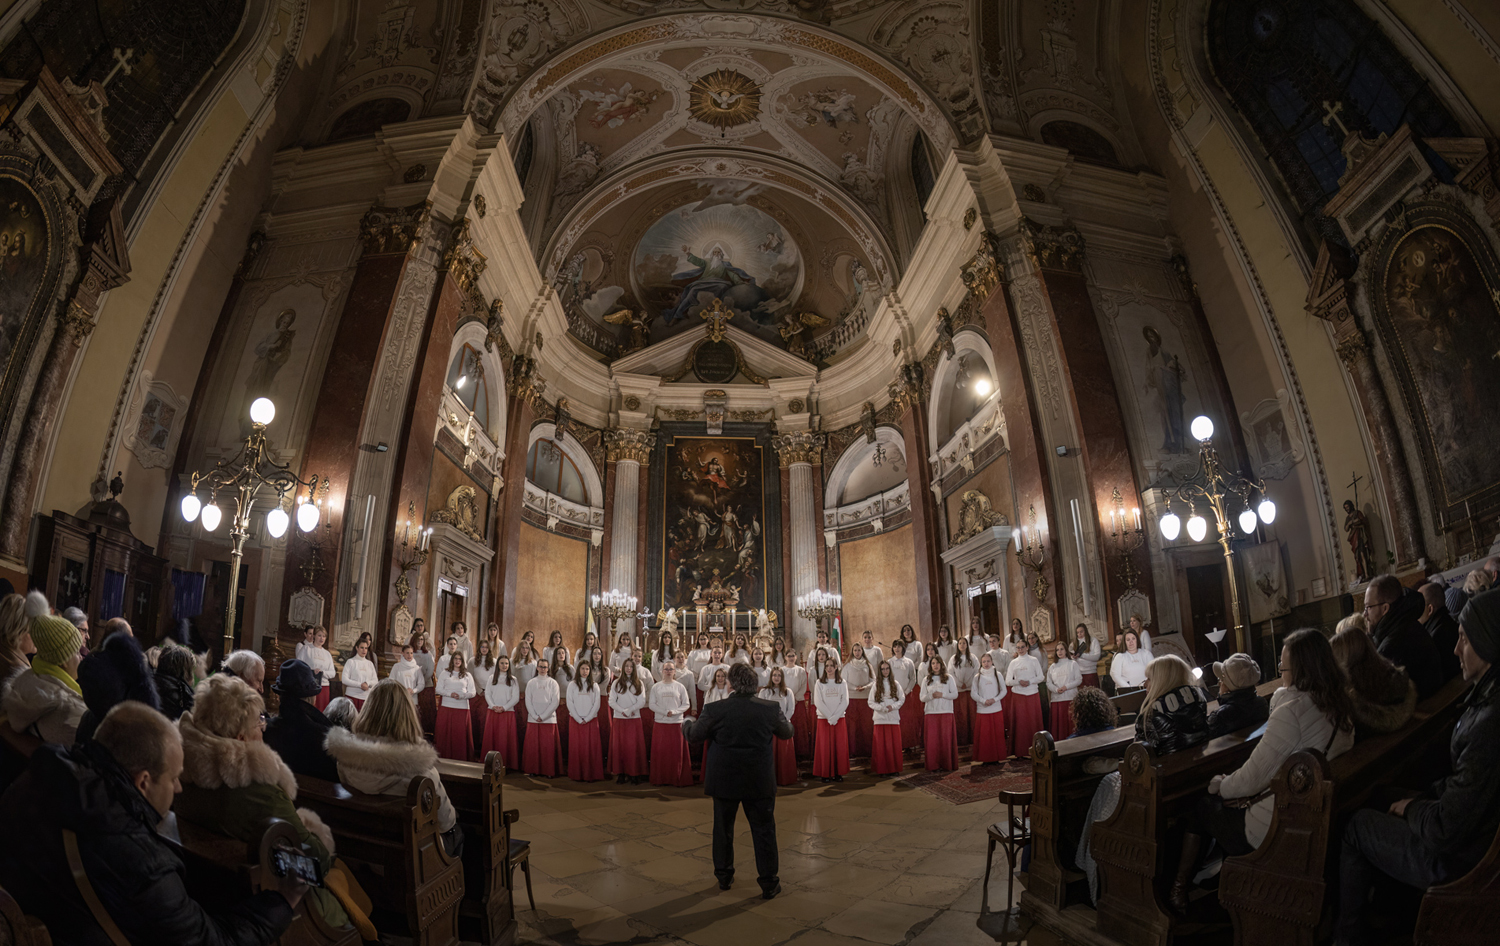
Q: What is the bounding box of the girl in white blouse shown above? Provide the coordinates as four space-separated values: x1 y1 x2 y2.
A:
609 631 635 672
510 640 539 690
609 656 649 784
435 654 477 761
769 638 789 668
888 639 920 752
1005 618 1027 658
1047 640 1083 740
482 623 505 663
470 640 497 739
843 644 874 759
935 625 958 665
1005 639 1046 756
985 634 1012 676
389 644 425 703
760 666 798 786
481 655 520 770
341 639 378 709
868 661 905 776
726 632 752 665
949 636 979 748
697 646 730 702
748 647 772 687
784 652 812 759
807 629 841 669
972 653 1009 763
966 620 989 662
294 627 314 664
859 630 884 668
565 661 604 781
1125 614 1154 658
1110 629 1150 691
647 661 693 787
305 626 337 711
541 630 566 668
812 663 849 782
522 660 562 777
703 667 731 706
574 631 598 668
920 656 959 771
1072 623 1102 686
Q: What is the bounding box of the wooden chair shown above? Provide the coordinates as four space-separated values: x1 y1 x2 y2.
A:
0 883 49 946
502 809 534 911
984 788 1033 916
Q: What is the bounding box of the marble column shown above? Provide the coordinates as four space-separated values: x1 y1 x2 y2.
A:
604 428 655 638
775 431 824 651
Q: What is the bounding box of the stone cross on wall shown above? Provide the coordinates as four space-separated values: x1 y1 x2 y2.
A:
103 47 135 88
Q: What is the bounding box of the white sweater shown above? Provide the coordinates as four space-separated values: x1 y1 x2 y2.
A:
784 665 809 701
972 668 1007 713
697 662 729 693
649 680 690 723
565 681 600 724
1073 636 1102 675
524 675 560 724
703 686 730 706
843 659 873 697
1047 659 1083 703
760 687 796 722
305 646 336 687
985 648 1012 675
920 675 958 714
341 656 377 697
862 644 885 667
889 656 917 696
1005 655 1043 696
1110 649 1150 689
608 682 647 718
813 681 849 722
436 671 475 709
948 656 979 691
868 682 905 725
484 675 520 713
389 659 424 698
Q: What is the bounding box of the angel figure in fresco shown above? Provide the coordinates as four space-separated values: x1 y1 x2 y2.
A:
779 311 829 359
1143 325 1187 454
795 88 859 127
577 82 661 129
240 308 297 433
716 505 741 551
603 307 655 352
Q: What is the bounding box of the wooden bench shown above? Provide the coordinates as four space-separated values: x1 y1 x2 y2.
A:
157 813 360 946
294 774 464 946
1415 820 1500 946
434 752 517 946
0 884 49 946
1220 674 1469 946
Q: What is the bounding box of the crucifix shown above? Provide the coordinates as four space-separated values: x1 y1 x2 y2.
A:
1346 470 1363 509
700 297 733 342
1321 100 1350 138
60 570 80 601
102 47 135 88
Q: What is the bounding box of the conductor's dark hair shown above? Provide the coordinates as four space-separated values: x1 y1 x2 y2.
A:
727 662 759 697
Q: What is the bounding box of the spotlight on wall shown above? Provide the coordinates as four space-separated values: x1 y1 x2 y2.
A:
375 442 389 453
974 377 992 397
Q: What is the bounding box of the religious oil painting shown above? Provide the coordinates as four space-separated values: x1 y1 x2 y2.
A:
1382 224 1500 505
662 436 767 613
0 174 49 397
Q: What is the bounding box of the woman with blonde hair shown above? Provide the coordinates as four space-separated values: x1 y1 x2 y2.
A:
1332 627 1416 735
1334 612 1367 636
0 593 33 683
1135 654 1210 754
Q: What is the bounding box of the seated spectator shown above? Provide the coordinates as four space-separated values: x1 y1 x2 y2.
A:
1135 654 1211 755
220 649 266 693
1206 653 1269 738
263 659 339 783
60 606 89 648
1363 575 1443 700
1418 582 1462 683
1067 686 1119 738
76 627 160 743
176 674 371 935
0 592 32 684
2 591 86 744
1337 587 1500 944
0 700 301 943
323 696 359 731
1446 562 1496 618
154 644 198 720
1169 628 1355 914
1332 626 1416 736
1334 612 1366 636
323 678 461 855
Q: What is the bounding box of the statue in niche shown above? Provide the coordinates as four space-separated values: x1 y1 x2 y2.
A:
1143 325 1186 454
1344 499 1376 584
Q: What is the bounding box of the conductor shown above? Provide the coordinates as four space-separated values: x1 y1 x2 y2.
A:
685 662 794 898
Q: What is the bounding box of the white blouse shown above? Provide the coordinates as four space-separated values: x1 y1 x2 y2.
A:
341 655 377 696
843 659 874 697
947 656 979 691
436 671 476 710
784 665 809 701
524 675 560 724
566 681 601 724
920 674 958 714
609 646 635 672
697 662 730 694
608 682 647 718
304 646 336 687
1005 654 1043 696
1110 649 1150 689
760 686 796 722
973 668 1007 714
512 658 538 690
389 659 424 699
936 641 957 665
685 647 714 680
813 680 849 722
888 656 917 698
484 675 520 713
868 681 905 725
1073 636 1102 674
807 644 841 668
986 648 1012 675
469 663 497 696
648 680 691 723
1047 659 1082 703
726 647 752 666
861 644 885 667
414 650 436 686
704 686 730 706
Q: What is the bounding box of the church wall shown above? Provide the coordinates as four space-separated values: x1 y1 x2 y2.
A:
1381 1 1500 135
427 449 493 537
836 524 919 644
515 520 590 652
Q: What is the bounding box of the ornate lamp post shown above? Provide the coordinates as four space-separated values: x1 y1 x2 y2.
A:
796 589 842 644
1156 415 1276 653
591 589 638 642
180 397 323 660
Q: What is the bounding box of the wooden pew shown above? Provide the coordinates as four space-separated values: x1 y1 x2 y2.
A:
0 884 49 946
157 813 360 946
434 753 517 946
1220 674 1470 946
294 774 464 946
1415 820 1500 946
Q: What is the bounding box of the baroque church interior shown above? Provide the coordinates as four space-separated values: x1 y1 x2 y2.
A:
0 0 1497 945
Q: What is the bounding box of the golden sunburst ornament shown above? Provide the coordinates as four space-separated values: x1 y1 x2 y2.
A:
688 69 762 133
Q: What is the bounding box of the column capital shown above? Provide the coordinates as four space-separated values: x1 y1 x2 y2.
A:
1020 217 1086 273
773 431 824 467
359 199 432 256
605 427 655 464
960 231 1005 300
442 217 488 298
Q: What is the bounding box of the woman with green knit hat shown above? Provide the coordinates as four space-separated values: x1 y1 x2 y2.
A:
1 591 86 744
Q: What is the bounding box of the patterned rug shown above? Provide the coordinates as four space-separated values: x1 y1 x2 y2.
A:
896 759 1032 806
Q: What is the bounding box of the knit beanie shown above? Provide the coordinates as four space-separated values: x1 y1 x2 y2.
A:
26 590 84 665
1457 587 1500 666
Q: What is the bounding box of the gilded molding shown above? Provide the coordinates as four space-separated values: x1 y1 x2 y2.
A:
359 199 431 255
772 430 824 467
442 218 487 294
605 427 655 464
960 231 1005 299
1021 218 1086 272
59 300 95 344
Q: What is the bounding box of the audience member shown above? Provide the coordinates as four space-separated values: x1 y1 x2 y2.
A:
1336 587 1500 944
1332 627 1417 736
221 649 267 692
76 626 160 743
3 591 86 744
324 696 359 731
1136 654 1210 754
263 658 340 782
60 606 88 645
1363 575 1443 700
0 700 301 943
1067 686 1118 738
154 643 198 720
1418 582 1462 683
0 592 32 683
1206 654 1268 738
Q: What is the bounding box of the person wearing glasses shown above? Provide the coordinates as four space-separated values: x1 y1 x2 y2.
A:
1362 575 1443 700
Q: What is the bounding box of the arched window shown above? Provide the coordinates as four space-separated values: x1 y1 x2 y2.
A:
526 438 587 505
445 344 490 432
937 353 995 447
1207 0 1461 245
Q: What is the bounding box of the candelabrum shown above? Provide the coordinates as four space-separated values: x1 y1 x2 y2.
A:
179 397 323 660
1156 415 1276 654
393 501 433 608
1106 487 1147 591
1015 507 1048 602
592 588 638 639
796 589 842 643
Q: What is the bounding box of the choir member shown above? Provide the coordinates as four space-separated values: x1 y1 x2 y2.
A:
1073 623 1101 688
808 629 841 668
869 661 905 777
551 648 575 687
610 631 635 672
653 631 678 671
522 660 562 777
470 640 497 744
697 645 730 703
727 632 752 665
898 624 919 662
482 655 520 771
972 653 1009 764
985 634 1012 676
769 638 789 667
760 666 798 786
1005 618 1027 657
510 639 539 689
305 626 336 712
574 631 598 667
543 630 567 669
1110 629 1150 692
843 643 874 759
588 644 613 755
1027 631 1051 728
435 654 477 761
935 625 957 664
1126 614 1154 657
785 651 813 759
565 660 604 781
704 667 731 705
949 636 978 747
812 661 849 782
1047 640 1082 740
341 638 377 709
888 639 921 752
482 622 505 661
609 656 648 784
686 632 713 681
748 647 772 687
410 629 437 734
647 661 694 786
294 626 314 664
860 629 884 668
389 643 425 704
920 656 959 771
967 618 989 659
1005 639 1045 755
451 621 473 663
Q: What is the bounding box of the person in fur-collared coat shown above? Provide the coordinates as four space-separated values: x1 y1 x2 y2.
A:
174 675 370 934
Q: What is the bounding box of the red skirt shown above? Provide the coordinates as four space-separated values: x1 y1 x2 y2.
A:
775 735 797 785
346 693 366 710
640 706 654 752
469 694 487 747
649 723 694 786
610 717 648 776
1081 672 1100 689
813 718 849 777
314 685 330 712
846 696 873 759
522 722 561 776
924 713 958 771
568 717 604 782
436 705 474 761
973 711 1008 763
793 697 815 759
898 694 922 749
1049 700 1074 740
954 691 976 746
1010 693 1044 759
597 704 611 764
418 687 437 736
870 724 903 775
481 709 519 771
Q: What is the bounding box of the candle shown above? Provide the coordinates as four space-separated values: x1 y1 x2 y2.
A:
1132 507 1141 531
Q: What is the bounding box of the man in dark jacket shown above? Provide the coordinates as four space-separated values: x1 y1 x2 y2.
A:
1418 582 1462 683
1206 653 1269 738
0 701 300 945
684 662 794 899
263 658 340 783
1336 588 1500 945
1363 575 1443 700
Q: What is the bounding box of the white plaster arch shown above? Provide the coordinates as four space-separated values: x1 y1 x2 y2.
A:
526 422 603 507
445 321 507 442
824 426 907 508
927 329 997 454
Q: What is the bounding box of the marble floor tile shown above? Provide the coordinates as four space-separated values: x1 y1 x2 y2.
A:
821 897 942 944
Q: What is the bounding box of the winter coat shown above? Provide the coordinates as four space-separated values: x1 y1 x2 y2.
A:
0 740 293 945
1135 684 1211 755
155 670 196 720
1406 665 1500 880
1424 610 1462 684
1370 586 1444 700
76 632 160 743
1206 686 1270 738
264 695 340 783
174 712 348 929
323 726 456 832
3 666 86 745
1348 677 1418 736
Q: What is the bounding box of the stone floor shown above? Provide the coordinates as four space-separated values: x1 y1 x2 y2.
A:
499 767 1068 946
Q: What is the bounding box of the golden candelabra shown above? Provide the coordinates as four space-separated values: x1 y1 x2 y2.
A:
1106 487 1147 591
393 501 432 608
1015 505 1048 602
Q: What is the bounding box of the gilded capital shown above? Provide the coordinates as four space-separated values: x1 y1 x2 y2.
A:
359 199 431 256
960 232 1004 299
59 301 95 345
772 431 824 467
442 218 488 293
605 427 655 464
1021 218 1086 272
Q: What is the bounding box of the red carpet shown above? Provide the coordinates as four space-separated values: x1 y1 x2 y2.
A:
896 758 1032 805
